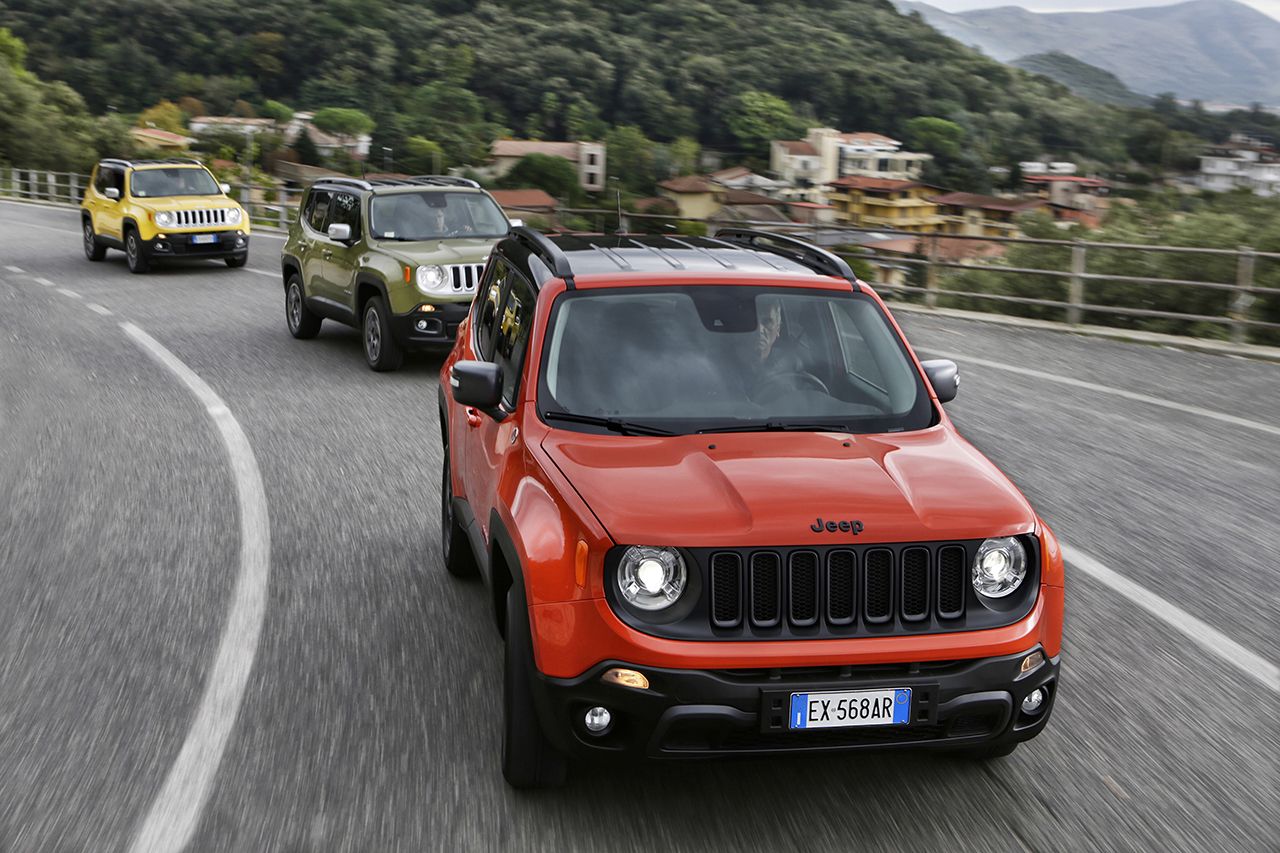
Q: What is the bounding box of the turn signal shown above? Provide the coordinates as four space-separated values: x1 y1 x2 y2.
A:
574 540 589 587
1020 650 1045 674
403 265 412 283
601 668 649 690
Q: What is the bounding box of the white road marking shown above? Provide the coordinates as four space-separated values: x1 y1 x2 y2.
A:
36 278 56 288
1065 545 1280 693
57 288 82 300
120 323 271 853
245 268 277 278
86 302 112 316
5 265 24 273
918 348 1280 439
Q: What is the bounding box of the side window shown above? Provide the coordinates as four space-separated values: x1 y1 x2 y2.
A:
493 272 536 409
305 190 333 232
329 192 361 236
473 259 511 362
93 166 108 193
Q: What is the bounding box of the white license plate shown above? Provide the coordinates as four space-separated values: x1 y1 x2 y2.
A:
789 688 911 730
190 234 218 245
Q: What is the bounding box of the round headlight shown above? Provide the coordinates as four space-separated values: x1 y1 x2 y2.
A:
972 537 1027 598
225 208 243 226
617 546 686 611
154 211 175 228
416 265 447 294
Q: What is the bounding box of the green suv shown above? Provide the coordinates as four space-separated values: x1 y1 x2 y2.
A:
280 176 513 370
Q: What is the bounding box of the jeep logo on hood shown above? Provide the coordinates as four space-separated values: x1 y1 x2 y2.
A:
811 518 864 535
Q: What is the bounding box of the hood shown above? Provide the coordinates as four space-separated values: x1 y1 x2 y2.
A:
378 237 498 267
136 196 242 211
541 427 1035 548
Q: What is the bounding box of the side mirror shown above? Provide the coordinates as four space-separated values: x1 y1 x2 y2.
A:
327 223 352 242
508 218 524 229
219 182 231 194
920 359 959 403
104 187 120 201
450 361 503 413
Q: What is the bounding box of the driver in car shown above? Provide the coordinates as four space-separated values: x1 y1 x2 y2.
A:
747 297 820 400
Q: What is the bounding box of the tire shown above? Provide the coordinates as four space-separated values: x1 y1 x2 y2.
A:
125 227 150 274
440 449 477 578
502 584 567 789
362 295 404 372
285 275 322 339
83 219 106 261
225 254 248 268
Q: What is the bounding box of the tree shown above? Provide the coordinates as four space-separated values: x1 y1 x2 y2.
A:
137 100 186 133
669 136 700 176
311 107 374 137
724 90 804 157
400 136 446 174
497 153 580 202
904 117 964 161
605 125 656 194
0 33 102 170
291 127 323 166
259 99 293 124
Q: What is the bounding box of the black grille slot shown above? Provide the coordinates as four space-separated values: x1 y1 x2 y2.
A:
788 551 819 627
826 550 856 626
937 545 966 619
863 549 893 624
900 547 929 621
749 552 781 628
709 552 742 629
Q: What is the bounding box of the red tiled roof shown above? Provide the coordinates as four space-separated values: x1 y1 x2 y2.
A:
492 140 582 159
710 165 753 180
837 132 899 146
489 188 559 209
777 140 818 156
130 127 193 145
1023 176 1110 187
658 175 717 193
722 189 785 205
786 201 831 209
930 192 1045 212
634 196 676 213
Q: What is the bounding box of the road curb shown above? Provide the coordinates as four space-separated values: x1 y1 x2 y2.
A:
888 301 1280 365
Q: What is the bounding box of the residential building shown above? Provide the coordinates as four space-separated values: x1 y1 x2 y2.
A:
708 165 789 197
283 112 372 161
489 189 559 224
1198 134 1280 197
1019 161 1078 176
1021 175 1111 213
772 128 932 199
931 192 1046 238
823 177 944 233
189 116 277 136
489 140 606 192
129 127 194 151
656 175 722 219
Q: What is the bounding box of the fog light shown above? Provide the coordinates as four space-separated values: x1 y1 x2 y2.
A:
417 304 437 312
415 319 429 332
601 668 649 690
1021 688 1046 715
584 706 611 733
1020 650 1045 674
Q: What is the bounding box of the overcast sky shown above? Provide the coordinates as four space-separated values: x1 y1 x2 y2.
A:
924 0 1280 19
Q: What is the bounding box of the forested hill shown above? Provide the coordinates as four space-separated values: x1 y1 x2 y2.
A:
1 0 1134 169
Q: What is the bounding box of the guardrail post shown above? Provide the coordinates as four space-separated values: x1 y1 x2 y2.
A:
1067 240 1087 325
46 171 55 201
924 234 939 308
1231 246 1256 345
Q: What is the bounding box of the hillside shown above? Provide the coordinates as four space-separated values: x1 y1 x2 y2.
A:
0 0 1137 170
897 0 1280 104
1012 52 1149 107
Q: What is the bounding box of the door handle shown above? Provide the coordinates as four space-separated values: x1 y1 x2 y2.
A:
465 407 483 428
322 249 333 259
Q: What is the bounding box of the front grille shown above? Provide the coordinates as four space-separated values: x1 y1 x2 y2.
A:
174 208 231 227
445 263 484 293
697 540 1024 638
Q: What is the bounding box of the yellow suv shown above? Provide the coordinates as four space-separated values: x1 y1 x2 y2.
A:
81 158 251 273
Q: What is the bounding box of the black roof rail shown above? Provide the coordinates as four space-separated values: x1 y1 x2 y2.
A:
409 175 482 189
713 228 858 284
510 226 575 288
315 177 375 191
100 158 132 168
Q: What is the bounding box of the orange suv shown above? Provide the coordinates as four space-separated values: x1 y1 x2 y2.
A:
439 228 1063 788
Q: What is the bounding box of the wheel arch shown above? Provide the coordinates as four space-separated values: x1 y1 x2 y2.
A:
354 274 390 320
281 254 302 291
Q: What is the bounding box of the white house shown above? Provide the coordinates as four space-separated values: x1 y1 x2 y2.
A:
488 140 606 192
1199 134 1280 197
284 111 372 161
771 128 932 201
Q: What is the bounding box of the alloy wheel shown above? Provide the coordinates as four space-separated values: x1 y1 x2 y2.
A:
364 305 381 363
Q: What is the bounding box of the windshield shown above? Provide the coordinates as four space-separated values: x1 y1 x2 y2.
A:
129 168 221 198
538 286 934 435
369 191 508 241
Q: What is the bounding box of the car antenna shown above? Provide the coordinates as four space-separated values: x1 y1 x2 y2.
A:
614 187 626 236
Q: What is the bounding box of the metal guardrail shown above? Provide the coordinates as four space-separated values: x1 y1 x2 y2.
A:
3 168 1276 346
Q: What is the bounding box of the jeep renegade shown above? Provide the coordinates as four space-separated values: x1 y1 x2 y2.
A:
440 229 1064 788
81 158 250 272
280 176 511 371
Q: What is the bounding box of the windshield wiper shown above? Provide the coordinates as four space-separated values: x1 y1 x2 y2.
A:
697 420 851 434
543 410 677 436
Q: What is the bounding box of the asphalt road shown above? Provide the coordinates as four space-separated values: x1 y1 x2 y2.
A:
1 200 1276 852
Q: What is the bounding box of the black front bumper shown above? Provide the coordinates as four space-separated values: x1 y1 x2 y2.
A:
533 649 1059 759
390 301 471 350
144 232 249 260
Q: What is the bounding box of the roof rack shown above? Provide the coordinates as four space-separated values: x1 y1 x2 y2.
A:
510 226 576 288
409 175 482 188
713 228 858 284
315 177 375 191
99 157 203 168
